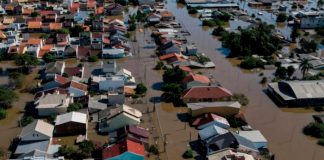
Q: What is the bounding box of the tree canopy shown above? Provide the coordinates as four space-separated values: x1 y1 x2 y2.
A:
135 83 147 95
162 67 186 84
0 87 18 108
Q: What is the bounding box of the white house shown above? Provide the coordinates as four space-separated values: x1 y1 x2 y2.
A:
98 105 142 133
35 93 72 117
238 130 268 149
116 68 136 87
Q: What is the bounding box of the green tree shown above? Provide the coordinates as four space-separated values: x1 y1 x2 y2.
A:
13 54 39 66
299 59 313 79
0 108 7 120
188 7 198 14
58 145 77 159
303 122 324 138
40 33 50 39
276 13 287 22
30 12 38 17
290 24 299 43
240 57 264 69
67 103 83 112
148 145 159 155
230 93 249 106
275 67 287 79
0 87 18 108
19 116 33 127
196 55 211 64
300 39 318 52
88 56 98 62
212 26 226 36
162 67 186 84
135 83 147 95
56 28 70 34
43 53 56 63
154 61 164 70
183 149 194 158
78 140 94 157
9 72 25 89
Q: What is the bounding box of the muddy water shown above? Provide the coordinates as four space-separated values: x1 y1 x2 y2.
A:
165 0 324 159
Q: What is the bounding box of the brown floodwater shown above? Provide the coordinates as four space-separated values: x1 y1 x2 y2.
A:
165 0 324 159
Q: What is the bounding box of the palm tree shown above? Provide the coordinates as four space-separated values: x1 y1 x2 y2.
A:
299 59 313 79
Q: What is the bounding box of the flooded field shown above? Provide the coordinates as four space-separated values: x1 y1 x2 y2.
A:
165 0 324 159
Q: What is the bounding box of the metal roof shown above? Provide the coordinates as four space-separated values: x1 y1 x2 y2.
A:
20 120 54 140
187 101 241 110
55 112 87 125
238 130 268 143
198 124 228 141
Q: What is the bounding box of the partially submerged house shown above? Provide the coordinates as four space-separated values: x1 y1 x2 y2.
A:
187 101 241 117
35 93 72 117
54 111 87 136
181 86 233 103
102 139 145 160
191 113 230 130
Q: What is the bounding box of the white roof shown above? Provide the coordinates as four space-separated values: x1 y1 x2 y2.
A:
102 48 125 55
116 68 132 77
55 112 87 125
198 125 228 141
35 94 69 109
20 120 54 139
238 130 267 143
187 101 241 110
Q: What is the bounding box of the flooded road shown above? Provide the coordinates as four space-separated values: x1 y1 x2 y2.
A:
165 0 324 159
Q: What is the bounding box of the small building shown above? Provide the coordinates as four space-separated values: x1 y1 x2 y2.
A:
98 105 142 133
238 130 268 149
99 76 125 91
44 61 65 79
102 48 125 59
181 86 233 103
160 11 174 21
182 73 210 89
67 80 88 97
198 124 228 141
185 44 198 56
187 101 241 117
107 90 125 106
102 139 145 160
267 80 324 106
42 74 69 91
147 13 161 24
54 112 87 136
191 113 230 130
109 125 149 148
207 148 255 160
88 95 108 114
35 93 72 117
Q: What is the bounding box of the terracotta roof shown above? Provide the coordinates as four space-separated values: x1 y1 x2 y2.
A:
22 8 33 15
40 10 56 15
161 11 173 17
70 81 88 92
182 73 210 84
70 2 80 13
3 17 15 24
38 44 54 58
102 139 145 159
103 37 110 44
27 38 42 45
87 0 96 8
77 46 90 59
96 6 104 14
166 55 185 64
181 86 232 99
5 5 14 11
49 23 62 30
28 21 42 29
179 66 192 73
0 31 7 39
55 74 69 85
64 67 82 77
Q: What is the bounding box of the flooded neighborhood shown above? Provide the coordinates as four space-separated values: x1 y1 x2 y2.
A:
0 0 324 160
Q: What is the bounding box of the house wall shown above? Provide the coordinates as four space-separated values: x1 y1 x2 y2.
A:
20 132 50 141
190 107 240 117
108 94 125 106
38 107 67 117
68 87 86 97
55 122 86 136
101 115 140 133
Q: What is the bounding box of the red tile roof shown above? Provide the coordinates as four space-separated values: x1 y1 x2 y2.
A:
102 139 145 159
55 74 69 85
40 10 56 15
179 66 192 73
182 73 210 84
70 81 88 92
28 21 42 29
64 67 82 77
181 86 232 99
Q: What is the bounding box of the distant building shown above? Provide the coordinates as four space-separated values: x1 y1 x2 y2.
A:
298 11 324 29
268 80 324 106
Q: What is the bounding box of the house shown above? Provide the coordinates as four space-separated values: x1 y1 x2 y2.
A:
298 11 324 29
116 68 136 87
106 3 124 15
35 93 72 117
108 19 126 27
238 130 268 149
14 120 56 158
44 61 65 79
198 124 228 141
202 132 259 156
76 46 90 60
56 34 70 46
25 38 44 57
28 21 42 32
161 11 174 21
187 101 241 117
191 113 230 130
67 80 88 97
98 104 142 133
138 0 155 5
102 139 145 160
185 44 198 56
88 95 108 113
207 148 255 160
109 125 149 148
86 0 97 12
267 80 324 106
107 90 125 106
102 47 125 58
99 76 124 91
64 66 84 78
102 60 117 74
40 10 57 22
54 112 87 136
182 73 210 89
42 74 69 91
181 86 233 103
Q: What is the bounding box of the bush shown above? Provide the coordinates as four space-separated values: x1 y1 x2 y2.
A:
240 57 264 69
212 26 226 36
128 23 136 31
154 61 164 70
260 77 267 84
303 122 324 138
276 13 287 22
135 83 147 95
88 56 98 62
0 108 7 120
188 7 198 14
149 145 159 155
231 93 249 106
183 149 194 158
0 87 18 108
19 116 33 127
67 103 83 112
275 67 287 79
318 139 324 146
43 53 56 63
9 72 25 89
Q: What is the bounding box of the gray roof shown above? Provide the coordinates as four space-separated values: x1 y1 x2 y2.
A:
88 95 108 111
20 120 54 140
15 140 50 155
45 61 65 74
238 130 267 143
55 112 87 125
35 94 70 109
187 101 241 110
268 80 324 100
198 125 228 141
